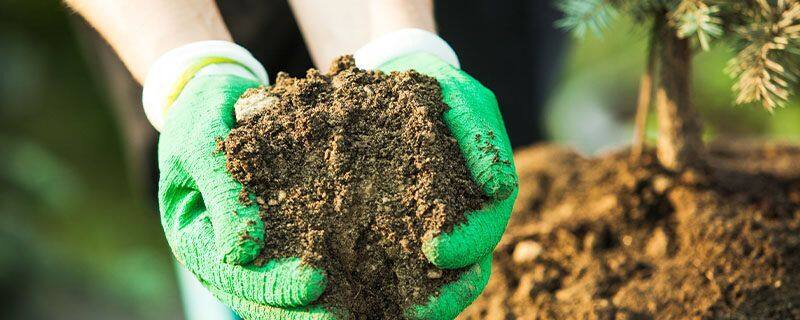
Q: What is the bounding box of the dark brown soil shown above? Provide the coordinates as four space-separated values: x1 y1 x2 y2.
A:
459 141 800 320
222 56 485 318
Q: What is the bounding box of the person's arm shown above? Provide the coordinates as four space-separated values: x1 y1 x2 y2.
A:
65 2 332 318
64 0 231 83
286 0 370 69
288 0 435 69
368 0 435 39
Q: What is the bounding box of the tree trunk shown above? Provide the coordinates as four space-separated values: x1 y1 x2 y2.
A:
630 42 655 163
655 21 705 171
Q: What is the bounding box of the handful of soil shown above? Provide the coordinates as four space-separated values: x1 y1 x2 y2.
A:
460 142 800 319
222 56 485 318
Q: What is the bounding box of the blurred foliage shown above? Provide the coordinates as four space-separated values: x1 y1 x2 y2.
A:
0 0 180 319
556 0 619 38
556 0 800 111
545 13 800 153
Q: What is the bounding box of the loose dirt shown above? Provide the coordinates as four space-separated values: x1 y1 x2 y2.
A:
222 56 485 318
460 141 800 319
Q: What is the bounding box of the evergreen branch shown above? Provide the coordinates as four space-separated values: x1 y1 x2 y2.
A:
727 1 800 111
670 0 723 51
556 0 619 38
561 0 800 112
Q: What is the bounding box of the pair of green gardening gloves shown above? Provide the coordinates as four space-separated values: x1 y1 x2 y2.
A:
155 39 518 319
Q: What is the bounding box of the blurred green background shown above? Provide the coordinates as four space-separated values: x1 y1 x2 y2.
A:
0 1 180 319
546 15 800 153
0 1 797 319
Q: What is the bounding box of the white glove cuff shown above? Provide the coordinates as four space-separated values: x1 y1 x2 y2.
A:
142 41 269 132
354 28 460 70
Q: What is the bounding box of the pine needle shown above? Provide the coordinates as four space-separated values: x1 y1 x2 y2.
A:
670 0 723 51
555 0 800 111
727 1 800 111
556 0 618 38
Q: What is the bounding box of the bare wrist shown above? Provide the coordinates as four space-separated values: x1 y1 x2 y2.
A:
369 0 436 39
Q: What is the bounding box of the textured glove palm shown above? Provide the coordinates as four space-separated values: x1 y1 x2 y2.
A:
158 74 329 319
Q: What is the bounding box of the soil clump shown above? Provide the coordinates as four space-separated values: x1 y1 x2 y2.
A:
222 56 485 318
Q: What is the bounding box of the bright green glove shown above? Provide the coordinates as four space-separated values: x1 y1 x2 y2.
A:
405 254 493 320
216 255 489 320
379 52 519 270
158 73 329 317
211 287 337 320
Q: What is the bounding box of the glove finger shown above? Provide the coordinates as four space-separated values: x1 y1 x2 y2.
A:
208 285 338 320
378 53 517 201
170 75 266 265
405 254 492 320
422 189 517 269
204 181 264 266
161 181 327 307
192 161 264 265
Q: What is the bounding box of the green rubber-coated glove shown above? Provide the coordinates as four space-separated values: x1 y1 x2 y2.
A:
158 73 328 316
219 256 491 320
215 255 489 320
222 255 490 320
211 286 338 320
379 52 519 270
405 254 493 320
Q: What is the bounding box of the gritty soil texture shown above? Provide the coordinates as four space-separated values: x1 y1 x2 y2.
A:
222 56 485 319
459 141 800 320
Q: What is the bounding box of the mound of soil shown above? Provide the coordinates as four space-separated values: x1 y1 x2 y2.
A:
222 56 485 318
459 142 800 319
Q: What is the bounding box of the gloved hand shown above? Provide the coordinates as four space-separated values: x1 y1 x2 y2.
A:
378 52 517 270
220 255 492 320
146 41 330 320
166 60 506 320
357 29 519 320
